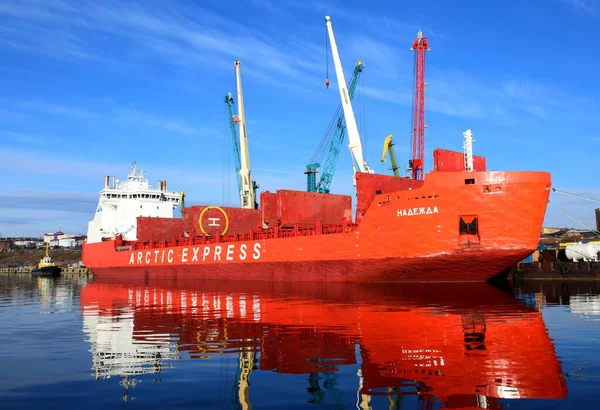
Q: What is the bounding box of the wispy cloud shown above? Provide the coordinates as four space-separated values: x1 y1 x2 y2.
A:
0 0 323 91
360 86 412 105
501 79 593 119
8 0 562 125
16 100 98 119
428 98 486 119
346 37 411 81
0 209 91 236
0 190 97 214
0 189 98 237
113 108 199 135
558 0 599 16
0 108 33 123
9 99 207 136
360 69 591 121
0 130 51 144
310 1 448 41
522 104 550 120
0 147 235 190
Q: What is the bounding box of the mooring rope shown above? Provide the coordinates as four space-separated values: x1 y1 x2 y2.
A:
552 188 600 204
547 201 600 237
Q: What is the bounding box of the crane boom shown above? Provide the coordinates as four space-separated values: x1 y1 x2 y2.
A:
224 93 243 195
325 16 370 177
306 60 365 193
381 134 400 177
234 60 257 209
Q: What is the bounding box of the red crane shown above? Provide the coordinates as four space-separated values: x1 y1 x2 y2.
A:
410 30 430 180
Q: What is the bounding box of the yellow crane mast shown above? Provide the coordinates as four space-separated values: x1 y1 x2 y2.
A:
381 134 401 177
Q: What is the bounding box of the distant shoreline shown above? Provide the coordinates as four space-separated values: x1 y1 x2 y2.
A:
0 249 82 267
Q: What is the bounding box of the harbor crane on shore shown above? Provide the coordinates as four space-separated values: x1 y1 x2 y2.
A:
225 61 258 209
324 16 372 185
305 60 364 192
409 30 430 180
381 134 401 177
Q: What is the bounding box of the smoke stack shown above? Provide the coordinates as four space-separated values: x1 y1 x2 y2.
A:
596 208 600 232
161 180 167 192
104 176 110 188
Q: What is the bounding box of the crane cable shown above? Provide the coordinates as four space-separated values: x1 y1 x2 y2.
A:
325 24 329 88
547 201 600 237
309 104 342 165
551 188 600 204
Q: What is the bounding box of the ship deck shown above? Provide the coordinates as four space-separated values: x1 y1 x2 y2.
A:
127 220 359 252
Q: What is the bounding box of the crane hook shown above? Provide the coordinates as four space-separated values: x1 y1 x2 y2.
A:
325 78 329 89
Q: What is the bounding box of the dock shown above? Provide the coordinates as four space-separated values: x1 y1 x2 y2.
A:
511 261 600 281
0 267 92 277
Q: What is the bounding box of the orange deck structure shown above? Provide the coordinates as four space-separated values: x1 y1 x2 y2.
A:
80 279 567 407
82 166 551 282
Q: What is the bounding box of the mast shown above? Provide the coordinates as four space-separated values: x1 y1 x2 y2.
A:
409 30 430 180
381 134 401 177
325 16 371 178
463 129 474 172
234 60 256 209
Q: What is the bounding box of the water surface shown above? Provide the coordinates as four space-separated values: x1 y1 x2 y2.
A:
1 275 598 409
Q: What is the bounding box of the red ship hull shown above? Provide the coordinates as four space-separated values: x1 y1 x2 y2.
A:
82 170 551 282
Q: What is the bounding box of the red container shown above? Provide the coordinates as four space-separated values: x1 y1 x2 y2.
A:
260 191 278 228
182 205 261 237
137 217 184 242
355 173 424 221
276 189 352 228
433 149 486 172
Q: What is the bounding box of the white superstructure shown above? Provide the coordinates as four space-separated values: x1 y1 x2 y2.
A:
83 308 179 379
86 162 182 244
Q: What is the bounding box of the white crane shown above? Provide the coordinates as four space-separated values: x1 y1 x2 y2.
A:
234 60 256 209
325 16 372 182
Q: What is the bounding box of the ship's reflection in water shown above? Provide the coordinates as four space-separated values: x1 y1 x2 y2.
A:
80 279 567 408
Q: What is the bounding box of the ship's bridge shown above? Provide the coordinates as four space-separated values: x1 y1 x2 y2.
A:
86 162 182 244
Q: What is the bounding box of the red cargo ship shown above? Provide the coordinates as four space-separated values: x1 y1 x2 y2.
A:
80 279 567 407
81 154 551 282
81 18 551 282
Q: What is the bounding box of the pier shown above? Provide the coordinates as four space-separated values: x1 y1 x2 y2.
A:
511 261 600 281
0 267 92 277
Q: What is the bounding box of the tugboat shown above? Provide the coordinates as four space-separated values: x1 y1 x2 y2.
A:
32 242 62 278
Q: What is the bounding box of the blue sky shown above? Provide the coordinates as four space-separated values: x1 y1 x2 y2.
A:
0 0 599 237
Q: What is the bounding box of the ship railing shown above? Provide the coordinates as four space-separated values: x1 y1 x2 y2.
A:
129 221 359 251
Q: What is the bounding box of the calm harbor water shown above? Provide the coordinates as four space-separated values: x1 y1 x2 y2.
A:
1 275 598 409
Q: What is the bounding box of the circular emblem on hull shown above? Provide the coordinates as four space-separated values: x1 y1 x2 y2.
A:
198 206 229 236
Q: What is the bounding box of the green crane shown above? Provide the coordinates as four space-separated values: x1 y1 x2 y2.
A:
305 60 365 193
